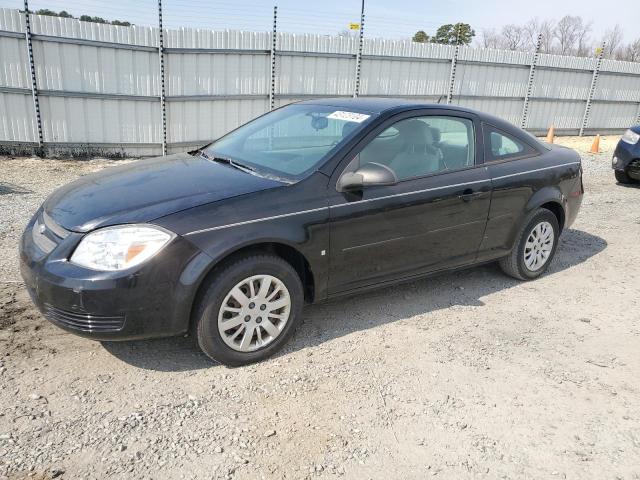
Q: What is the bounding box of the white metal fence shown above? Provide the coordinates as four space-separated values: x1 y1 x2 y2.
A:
1 7 640 157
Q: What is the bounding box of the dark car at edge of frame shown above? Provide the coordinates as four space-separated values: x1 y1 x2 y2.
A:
20 98 584 366
612 125 640 184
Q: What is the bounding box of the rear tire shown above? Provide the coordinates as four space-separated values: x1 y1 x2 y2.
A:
615 170 635 184
499 208 560 281
194 254 304 367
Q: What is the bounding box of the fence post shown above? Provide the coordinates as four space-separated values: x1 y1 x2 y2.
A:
157 0 167 155
23 0 43 149
446 45 459 104
634 102 640 126
520 34 542 129
580 41 605 137
268 6 277 110
352 0 365 97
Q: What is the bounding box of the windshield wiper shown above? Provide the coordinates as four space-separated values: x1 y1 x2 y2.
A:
199 150 294 184
200 151 256 174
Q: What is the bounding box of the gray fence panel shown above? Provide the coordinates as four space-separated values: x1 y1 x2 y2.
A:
589 101 639 131
0 8 23 33
32 40 159 95
453 63 529 98
276 54 355 96
595 72 640 102
360 58 450 97
527 99 587 132
166 98 268 152
39 95 161 144
0 35 29 88
531 68 594 100
0 91 37 142
0 10 34 142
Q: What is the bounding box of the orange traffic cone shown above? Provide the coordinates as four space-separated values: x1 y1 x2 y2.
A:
546 125 555 144
590 134 601 154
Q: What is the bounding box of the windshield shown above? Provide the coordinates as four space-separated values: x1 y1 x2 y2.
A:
203 104 375 180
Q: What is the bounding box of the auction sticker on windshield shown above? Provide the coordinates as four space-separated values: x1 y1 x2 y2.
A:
327 111 371 123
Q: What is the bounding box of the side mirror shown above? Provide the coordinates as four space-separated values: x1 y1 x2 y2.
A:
337 162 398 192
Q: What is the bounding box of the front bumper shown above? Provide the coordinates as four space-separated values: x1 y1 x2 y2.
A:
612 140 640 179
19 211 209 341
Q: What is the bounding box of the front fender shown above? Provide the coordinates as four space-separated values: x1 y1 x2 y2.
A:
158 203 331 309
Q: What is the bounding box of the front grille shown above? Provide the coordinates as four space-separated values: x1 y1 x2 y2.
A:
32 212 69 255
43 304 125 332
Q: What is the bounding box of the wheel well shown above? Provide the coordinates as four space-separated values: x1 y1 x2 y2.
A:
540 201 565 231
189 242 315 329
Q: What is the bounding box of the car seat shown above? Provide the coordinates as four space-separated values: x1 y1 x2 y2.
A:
389 120 442 179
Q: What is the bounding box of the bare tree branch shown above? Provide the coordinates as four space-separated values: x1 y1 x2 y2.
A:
501 24 525 51
602 25 624 58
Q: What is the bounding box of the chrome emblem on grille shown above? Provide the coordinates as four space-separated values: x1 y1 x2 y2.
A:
38 223 46 234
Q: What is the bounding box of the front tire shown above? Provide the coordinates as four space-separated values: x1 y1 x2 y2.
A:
499 208 560 281
194 254 304 366
615 170 635 184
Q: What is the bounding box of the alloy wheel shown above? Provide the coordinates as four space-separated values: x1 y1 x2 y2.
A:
523 221 554 271
217 275 291 352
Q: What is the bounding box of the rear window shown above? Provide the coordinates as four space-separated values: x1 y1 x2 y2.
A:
483 124 537 162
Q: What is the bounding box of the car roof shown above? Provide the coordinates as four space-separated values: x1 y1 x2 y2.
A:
297 97 516 128
298 97 478 115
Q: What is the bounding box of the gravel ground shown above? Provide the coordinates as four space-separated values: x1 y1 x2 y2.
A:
1 137 639 479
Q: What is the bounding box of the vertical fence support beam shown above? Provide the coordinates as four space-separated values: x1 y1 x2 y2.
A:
580 41 605 137
157 0 167 155
352 0 365 97
634 102 640 126
23 0 43 149
520 34 542 129
446 45 459 104
268 6 277 110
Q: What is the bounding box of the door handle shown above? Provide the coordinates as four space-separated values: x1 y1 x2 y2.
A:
459 189 483 202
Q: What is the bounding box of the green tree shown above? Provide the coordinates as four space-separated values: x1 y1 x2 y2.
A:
35 9 59 16
80 15 108 24
431 23 475 45
412 30 429 43
112 20 132 27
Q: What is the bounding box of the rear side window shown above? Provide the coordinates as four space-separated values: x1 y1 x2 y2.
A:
484 125 536 162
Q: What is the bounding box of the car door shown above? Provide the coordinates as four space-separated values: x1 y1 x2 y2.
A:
477 124 545 259
327 110 492 295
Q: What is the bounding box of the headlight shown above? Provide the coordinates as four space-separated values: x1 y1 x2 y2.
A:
70 225 174 271
621 129 640 145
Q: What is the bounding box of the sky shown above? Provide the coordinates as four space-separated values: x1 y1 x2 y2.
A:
2 0 638 43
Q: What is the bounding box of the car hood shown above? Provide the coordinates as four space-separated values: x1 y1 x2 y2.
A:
44 153 283 232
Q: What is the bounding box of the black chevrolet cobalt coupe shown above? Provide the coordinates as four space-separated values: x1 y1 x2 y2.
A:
21 99 584 366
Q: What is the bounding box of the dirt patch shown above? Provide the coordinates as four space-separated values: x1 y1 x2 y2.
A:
1 141 639 479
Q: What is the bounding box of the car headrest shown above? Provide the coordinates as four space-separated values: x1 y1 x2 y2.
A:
426 125 441 143
397 120 434 146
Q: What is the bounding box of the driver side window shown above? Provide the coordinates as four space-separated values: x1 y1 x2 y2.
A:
347 115 475 181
